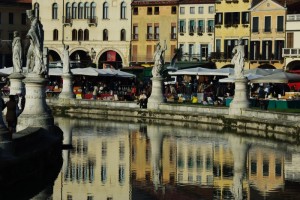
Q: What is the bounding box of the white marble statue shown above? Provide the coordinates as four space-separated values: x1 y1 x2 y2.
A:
12 31 23 73
152 41 167 77
231 38 245 79
63 45 71 74
26 9 46 75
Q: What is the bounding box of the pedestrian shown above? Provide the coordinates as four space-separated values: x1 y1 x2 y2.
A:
5 95 18 137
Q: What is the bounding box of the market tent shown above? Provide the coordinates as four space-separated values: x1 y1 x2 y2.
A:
72 67 99 76
244 68 282 76
250 72 300 84
169 67 234 76
49 68 63 76
219 74 263 83
0 67 14 75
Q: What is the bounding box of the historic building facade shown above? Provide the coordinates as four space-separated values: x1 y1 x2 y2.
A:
131 0 178 66
249 0 286 69
178 0 215 62
283 1 300 71
212 0 251 69
0 0 31 69
32 0 131 68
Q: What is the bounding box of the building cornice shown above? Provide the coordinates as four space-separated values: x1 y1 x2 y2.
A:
131 0 179 6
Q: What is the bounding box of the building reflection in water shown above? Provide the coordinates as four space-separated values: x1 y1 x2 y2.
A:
51 116 300 200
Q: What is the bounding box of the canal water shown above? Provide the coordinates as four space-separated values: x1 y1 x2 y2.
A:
20 116 300 199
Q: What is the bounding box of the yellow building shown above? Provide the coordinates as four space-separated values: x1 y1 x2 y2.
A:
178 0 215 62
131 0 178 65
213 0 251 69
249 0 286 69
0 0 31 68
248 147 285 197
32 0 131 68
53 128 131 200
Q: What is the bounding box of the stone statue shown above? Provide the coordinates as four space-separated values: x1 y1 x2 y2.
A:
152 41 167 78
12 31 23 73
63 45 71 74
25 9 46 75
231 38 245 79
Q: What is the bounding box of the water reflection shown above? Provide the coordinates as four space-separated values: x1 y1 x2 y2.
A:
52 116 300 200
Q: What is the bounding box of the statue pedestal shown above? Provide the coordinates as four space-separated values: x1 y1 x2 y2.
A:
147 77 164 110
17 74 54 132
229 77 250 116
8 72 25 95
59 73 74 99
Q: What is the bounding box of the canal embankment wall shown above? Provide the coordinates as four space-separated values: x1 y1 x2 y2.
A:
47 98 300 136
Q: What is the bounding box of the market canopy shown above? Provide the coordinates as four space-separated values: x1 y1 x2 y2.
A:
244 68 282 76
250 72 300 84
169 67 233 76
0 66 136 78
219 74 263 83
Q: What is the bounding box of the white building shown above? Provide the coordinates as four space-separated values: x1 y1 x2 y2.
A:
32 0 131 68
177 0 215 62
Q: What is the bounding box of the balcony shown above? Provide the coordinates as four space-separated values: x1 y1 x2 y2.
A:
154 33 159 40
282 48 300 57
189 27 195 35
179 27 185 35
146 33 153 40
170 33 177 40
63 17 72 26
132 34 138 41
207 27 214 33
287 14 300 21
197 27 204 35
88 16 97 27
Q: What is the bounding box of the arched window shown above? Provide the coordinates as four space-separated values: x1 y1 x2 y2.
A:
52 3 58 19
84 29 89 41
78 3 84 19
120 2 126 19
120 29 126 41
91 2 96 19
72 29 77 41
66 3 71 19
78 29 83 41
84 2 90 19
34 3 39 19
72 3 77 19
103 29 108 41
103 2 109 19
53 29 58 40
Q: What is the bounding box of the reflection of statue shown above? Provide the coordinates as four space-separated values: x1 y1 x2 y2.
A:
152 41 167 77
63 45 70 74
231 38 245 79
12 31 22 73
26 9 46 75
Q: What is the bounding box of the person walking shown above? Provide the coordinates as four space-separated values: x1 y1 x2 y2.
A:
5 95 18 137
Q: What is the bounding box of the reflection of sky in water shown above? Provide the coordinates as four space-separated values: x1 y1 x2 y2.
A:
51 117 300 200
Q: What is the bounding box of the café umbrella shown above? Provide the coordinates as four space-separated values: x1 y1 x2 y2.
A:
250 72 300 84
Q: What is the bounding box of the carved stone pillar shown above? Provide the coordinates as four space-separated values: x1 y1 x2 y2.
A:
17 74 54 132
147 77 164 110
229 77 250 116
59 74 75 99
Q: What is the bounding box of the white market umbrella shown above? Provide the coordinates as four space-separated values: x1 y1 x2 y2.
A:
169 67 214 75
71 67 99 76
244 68 281 76
48 67 63 76
250 72 300 84
0 67 14 75
219 74 263 83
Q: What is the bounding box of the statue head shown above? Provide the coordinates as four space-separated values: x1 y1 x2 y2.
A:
238 37 243 45
26 10 34 19
13 31 19 37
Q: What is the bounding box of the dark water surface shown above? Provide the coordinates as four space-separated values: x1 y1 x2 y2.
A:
16 116 300 199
